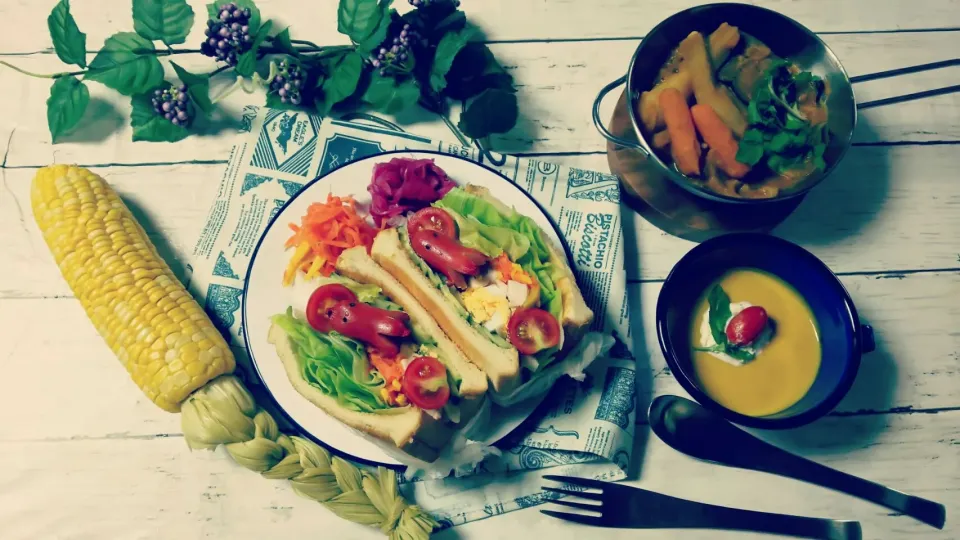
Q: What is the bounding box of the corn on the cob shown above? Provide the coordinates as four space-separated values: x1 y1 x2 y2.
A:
31 165 235 412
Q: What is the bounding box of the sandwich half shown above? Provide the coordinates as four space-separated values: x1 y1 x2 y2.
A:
371 184 594 395
268 246 487 462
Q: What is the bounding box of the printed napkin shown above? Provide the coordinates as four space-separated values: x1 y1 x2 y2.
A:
184 106 638 527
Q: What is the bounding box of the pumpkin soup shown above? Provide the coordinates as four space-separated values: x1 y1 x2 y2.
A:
689 268 821 417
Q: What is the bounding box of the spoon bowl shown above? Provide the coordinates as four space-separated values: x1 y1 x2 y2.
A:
648 395 947 530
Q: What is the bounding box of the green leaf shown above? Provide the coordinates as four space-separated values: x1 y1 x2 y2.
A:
338 0 387 43
355 4 394 55
47 0 87 68
235 19 273 77
132 0 195 46
272 27 298 56
434 10 466 34
768 132 794 152
429 27 476 93
735 136 764 167
319 51 365 114
362 74 420 114
130 87 190 142
724 346 756 362
85 32 164 96
444 43 513 100
206 0 261 32
457 88 518 139
170 61 213 115
46 75 89 142
706 285 732 346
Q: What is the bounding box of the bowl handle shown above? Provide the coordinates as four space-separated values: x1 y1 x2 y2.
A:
593 76 645 150
860 324 876 353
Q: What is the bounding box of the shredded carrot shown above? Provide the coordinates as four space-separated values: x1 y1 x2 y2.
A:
492 253 534 285
369 350 404 385
282 194 377 285
492 253 515 281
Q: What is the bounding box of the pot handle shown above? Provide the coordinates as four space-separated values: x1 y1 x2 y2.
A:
592 75 645 150
860 324 876 354
853 59 960 109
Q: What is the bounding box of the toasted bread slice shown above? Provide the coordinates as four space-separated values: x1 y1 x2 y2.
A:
335 246 489 399
462 184 594 335
371 228 521 394
268 323 451 462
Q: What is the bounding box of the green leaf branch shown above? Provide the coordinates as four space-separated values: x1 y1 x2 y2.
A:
7 0 520 148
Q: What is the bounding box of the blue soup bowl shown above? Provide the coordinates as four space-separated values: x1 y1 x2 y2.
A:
656 233 875 429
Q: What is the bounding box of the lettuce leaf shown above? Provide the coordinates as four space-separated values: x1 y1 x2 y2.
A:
270 308 389 413
434 188 566 330
443 208 531 262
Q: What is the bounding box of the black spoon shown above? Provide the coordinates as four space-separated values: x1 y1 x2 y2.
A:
648 395 946 529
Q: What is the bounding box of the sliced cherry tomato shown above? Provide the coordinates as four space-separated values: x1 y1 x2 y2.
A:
408 207 456 238
726 306 768 345
507 308 562 355
306 284 358 333
401 356 450 410
328 301 410 357
410 229 489 289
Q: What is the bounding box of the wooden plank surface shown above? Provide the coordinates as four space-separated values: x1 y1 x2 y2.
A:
1 32 959 165
2 411 956 540
2 272 956 443
1 0 960 51
2 0 959 539
4 143 960 300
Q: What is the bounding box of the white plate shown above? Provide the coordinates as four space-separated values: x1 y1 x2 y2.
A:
242 150 570 467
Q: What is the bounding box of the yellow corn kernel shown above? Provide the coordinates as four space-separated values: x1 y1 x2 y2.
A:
391 380 402 392
395 394 408 406
380 388 391 403
31 165 235 413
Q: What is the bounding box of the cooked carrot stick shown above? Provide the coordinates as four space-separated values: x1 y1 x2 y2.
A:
658 88 701 176
651 130 671 150
690 103 751 178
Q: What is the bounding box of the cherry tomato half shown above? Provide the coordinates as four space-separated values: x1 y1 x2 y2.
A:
726 306 768 346
401 356 451 410
408 207 456 238
306 284 358 333
507 308 562 355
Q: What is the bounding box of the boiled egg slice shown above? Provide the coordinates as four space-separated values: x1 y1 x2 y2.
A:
506 280 528 307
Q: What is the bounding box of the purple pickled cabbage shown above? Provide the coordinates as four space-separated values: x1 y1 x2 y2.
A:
367 158 456 227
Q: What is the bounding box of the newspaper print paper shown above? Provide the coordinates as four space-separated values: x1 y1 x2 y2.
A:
185 106 638 527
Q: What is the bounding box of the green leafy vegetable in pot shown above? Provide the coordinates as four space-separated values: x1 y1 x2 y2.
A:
735 62 829 175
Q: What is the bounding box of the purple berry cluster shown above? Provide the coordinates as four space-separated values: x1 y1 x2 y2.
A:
152 86 193 127
269 59 304 106
368 23 419 76
409 0 461 7
200 2 253 66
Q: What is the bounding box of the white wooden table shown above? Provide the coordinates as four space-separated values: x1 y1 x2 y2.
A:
1 1 958 539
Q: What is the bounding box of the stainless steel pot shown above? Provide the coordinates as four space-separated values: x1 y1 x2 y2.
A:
592 3 960 206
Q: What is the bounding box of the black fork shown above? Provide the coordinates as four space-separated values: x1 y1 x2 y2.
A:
541 475 863 540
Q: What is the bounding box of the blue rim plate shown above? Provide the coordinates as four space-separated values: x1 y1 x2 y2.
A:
241 150 573 468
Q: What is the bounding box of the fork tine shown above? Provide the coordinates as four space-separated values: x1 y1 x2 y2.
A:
548 497 603 513
540 509 605 527
542 475 611 491
542 486 603 501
